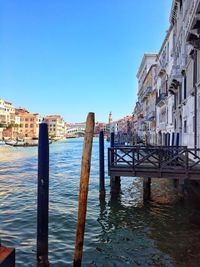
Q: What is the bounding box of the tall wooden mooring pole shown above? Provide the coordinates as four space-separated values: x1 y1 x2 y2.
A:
73 112 95 267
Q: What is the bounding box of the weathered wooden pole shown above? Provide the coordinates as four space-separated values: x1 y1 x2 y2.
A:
73 112 95 267
36 122 50 267
143 177 151 201
99 130 105 198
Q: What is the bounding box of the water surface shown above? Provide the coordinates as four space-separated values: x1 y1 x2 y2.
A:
1 138 200 266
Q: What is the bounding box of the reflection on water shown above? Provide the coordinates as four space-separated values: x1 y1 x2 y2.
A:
1 138 200 266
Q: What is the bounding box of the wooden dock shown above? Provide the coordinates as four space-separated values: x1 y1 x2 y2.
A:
108 146 200 180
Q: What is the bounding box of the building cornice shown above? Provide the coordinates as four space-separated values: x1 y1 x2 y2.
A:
136 54 158 79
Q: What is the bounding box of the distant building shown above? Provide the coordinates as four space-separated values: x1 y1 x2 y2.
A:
136 54 157 140
17 111 42 138
45 115 65 138
0 99 16 127
94 122 106 134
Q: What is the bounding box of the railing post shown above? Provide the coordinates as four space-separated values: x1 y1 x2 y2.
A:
186 148 189 174
37 122 50 267
99 131 105 198
132 148 135 171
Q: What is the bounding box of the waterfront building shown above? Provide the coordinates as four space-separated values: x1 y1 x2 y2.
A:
156 26 175 145
94 122 106 134
45 115 65 138
168 0 200 148
0 99 16 127
136 54 157 142
133 0 200 150
17 110 42 138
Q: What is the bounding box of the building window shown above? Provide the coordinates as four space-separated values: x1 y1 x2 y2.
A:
30 124 34 128
184 120 187 133
25 124 28 128
25 118 29 121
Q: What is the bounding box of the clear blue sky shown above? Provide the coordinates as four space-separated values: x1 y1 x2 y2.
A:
0 0 172 123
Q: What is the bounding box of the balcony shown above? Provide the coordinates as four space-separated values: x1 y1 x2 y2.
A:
157 63 166 77
186 0 200 49
142 86 153 101
168 65 182 94
156 93 167 107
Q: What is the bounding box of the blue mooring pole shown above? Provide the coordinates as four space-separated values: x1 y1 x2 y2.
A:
99 131 105 198
37 122 50 267
110 132 114 165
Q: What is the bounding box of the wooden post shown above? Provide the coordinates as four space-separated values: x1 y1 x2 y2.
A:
110 176 121 195
36 122 50 267
99 131 105 198
73 113 95 267
143 177 151 201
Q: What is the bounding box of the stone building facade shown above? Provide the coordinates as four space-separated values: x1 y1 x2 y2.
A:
133 0 200 150
132 0 200 203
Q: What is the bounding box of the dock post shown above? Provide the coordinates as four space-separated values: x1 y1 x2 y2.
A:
110 176 121 195
143 177 151 201
73 113 95 267
36 122 50 267
99 130 105 198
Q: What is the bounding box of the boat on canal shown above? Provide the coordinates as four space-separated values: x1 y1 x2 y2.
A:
5 139 52 147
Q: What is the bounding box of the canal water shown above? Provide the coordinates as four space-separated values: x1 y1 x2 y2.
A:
1 138 200 266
